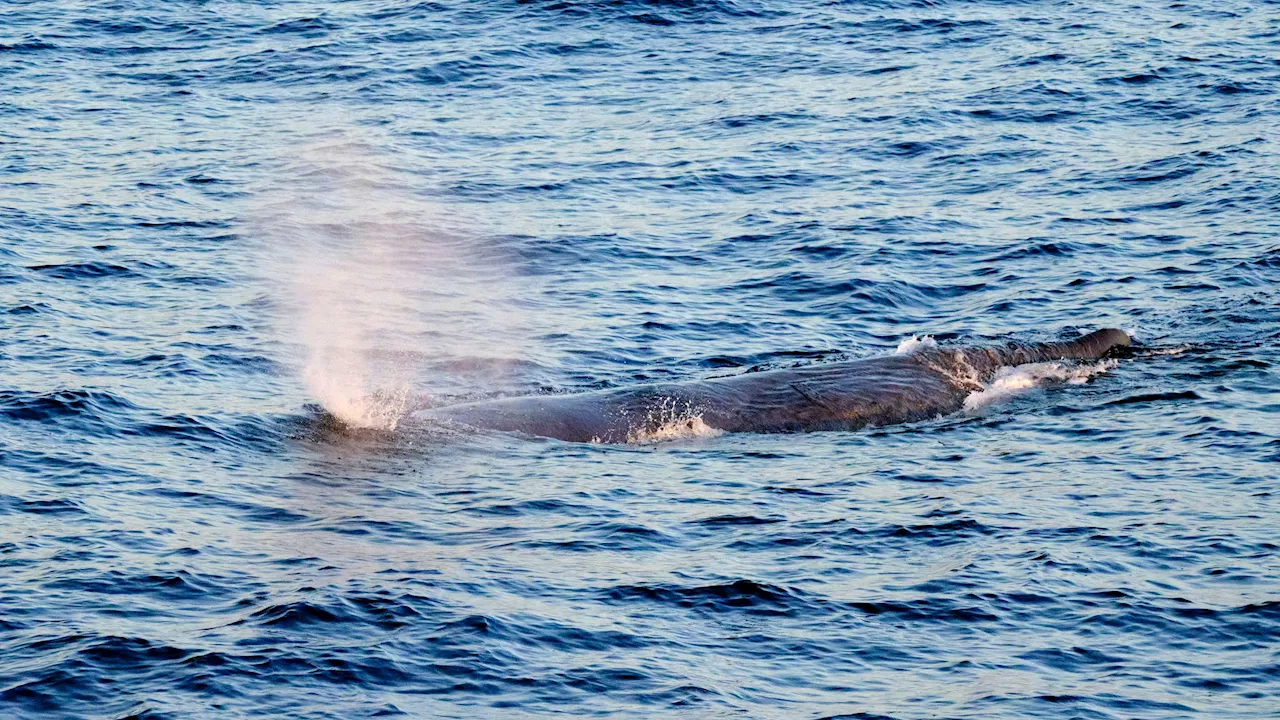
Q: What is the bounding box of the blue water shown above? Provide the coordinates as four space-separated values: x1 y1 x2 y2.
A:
2 1 1278 718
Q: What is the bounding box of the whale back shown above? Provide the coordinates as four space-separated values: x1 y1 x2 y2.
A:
417 329 1132 441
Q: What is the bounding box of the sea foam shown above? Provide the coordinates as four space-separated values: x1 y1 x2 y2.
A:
895 335 939 354
963 359 1117 412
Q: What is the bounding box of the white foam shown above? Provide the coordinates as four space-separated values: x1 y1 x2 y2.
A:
625 415 724 444
622 397 725 444
963 360 1117 412
895 335 938 354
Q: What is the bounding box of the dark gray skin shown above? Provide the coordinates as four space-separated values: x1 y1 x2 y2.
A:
417 328 1131 443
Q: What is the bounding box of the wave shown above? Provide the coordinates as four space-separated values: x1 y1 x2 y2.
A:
519 0 779 25
27 261 137 280
0 389 139 424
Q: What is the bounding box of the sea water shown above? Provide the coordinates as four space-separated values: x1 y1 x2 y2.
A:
1 2 1276 718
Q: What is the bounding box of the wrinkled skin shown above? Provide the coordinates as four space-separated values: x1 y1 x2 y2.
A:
416 329 1131 443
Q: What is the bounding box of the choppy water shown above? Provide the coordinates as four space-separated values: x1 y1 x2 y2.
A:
2 1 1278 718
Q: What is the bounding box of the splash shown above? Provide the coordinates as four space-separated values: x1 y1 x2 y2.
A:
623 397 724 444
963 359 1117 412
895 335 938 354
625 415 724 444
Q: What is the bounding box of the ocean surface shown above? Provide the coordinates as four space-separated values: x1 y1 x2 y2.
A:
2 1 1278 718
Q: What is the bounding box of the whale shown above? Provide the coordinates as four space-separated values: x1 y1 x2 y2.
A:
415 328 1132 443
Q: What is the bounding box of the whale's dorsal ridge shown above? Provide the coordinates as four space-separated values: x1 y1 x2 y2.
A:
417 328 1133 442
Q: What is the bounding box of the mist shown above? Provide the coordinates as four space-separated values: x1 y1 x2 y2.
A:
251 133 530 430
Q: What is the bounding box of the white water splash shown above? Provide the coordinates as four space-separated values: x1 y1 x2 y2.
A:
895 335 938 354
623 397 725 444
625 415 724 444
963 360 1117 412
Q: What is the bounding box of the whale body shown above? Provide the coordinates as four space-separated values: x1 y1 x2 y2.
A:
416 328 1131 443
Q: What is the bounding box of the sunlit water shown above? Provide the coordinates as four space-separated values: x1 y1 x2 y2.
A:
2 1 1277 718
